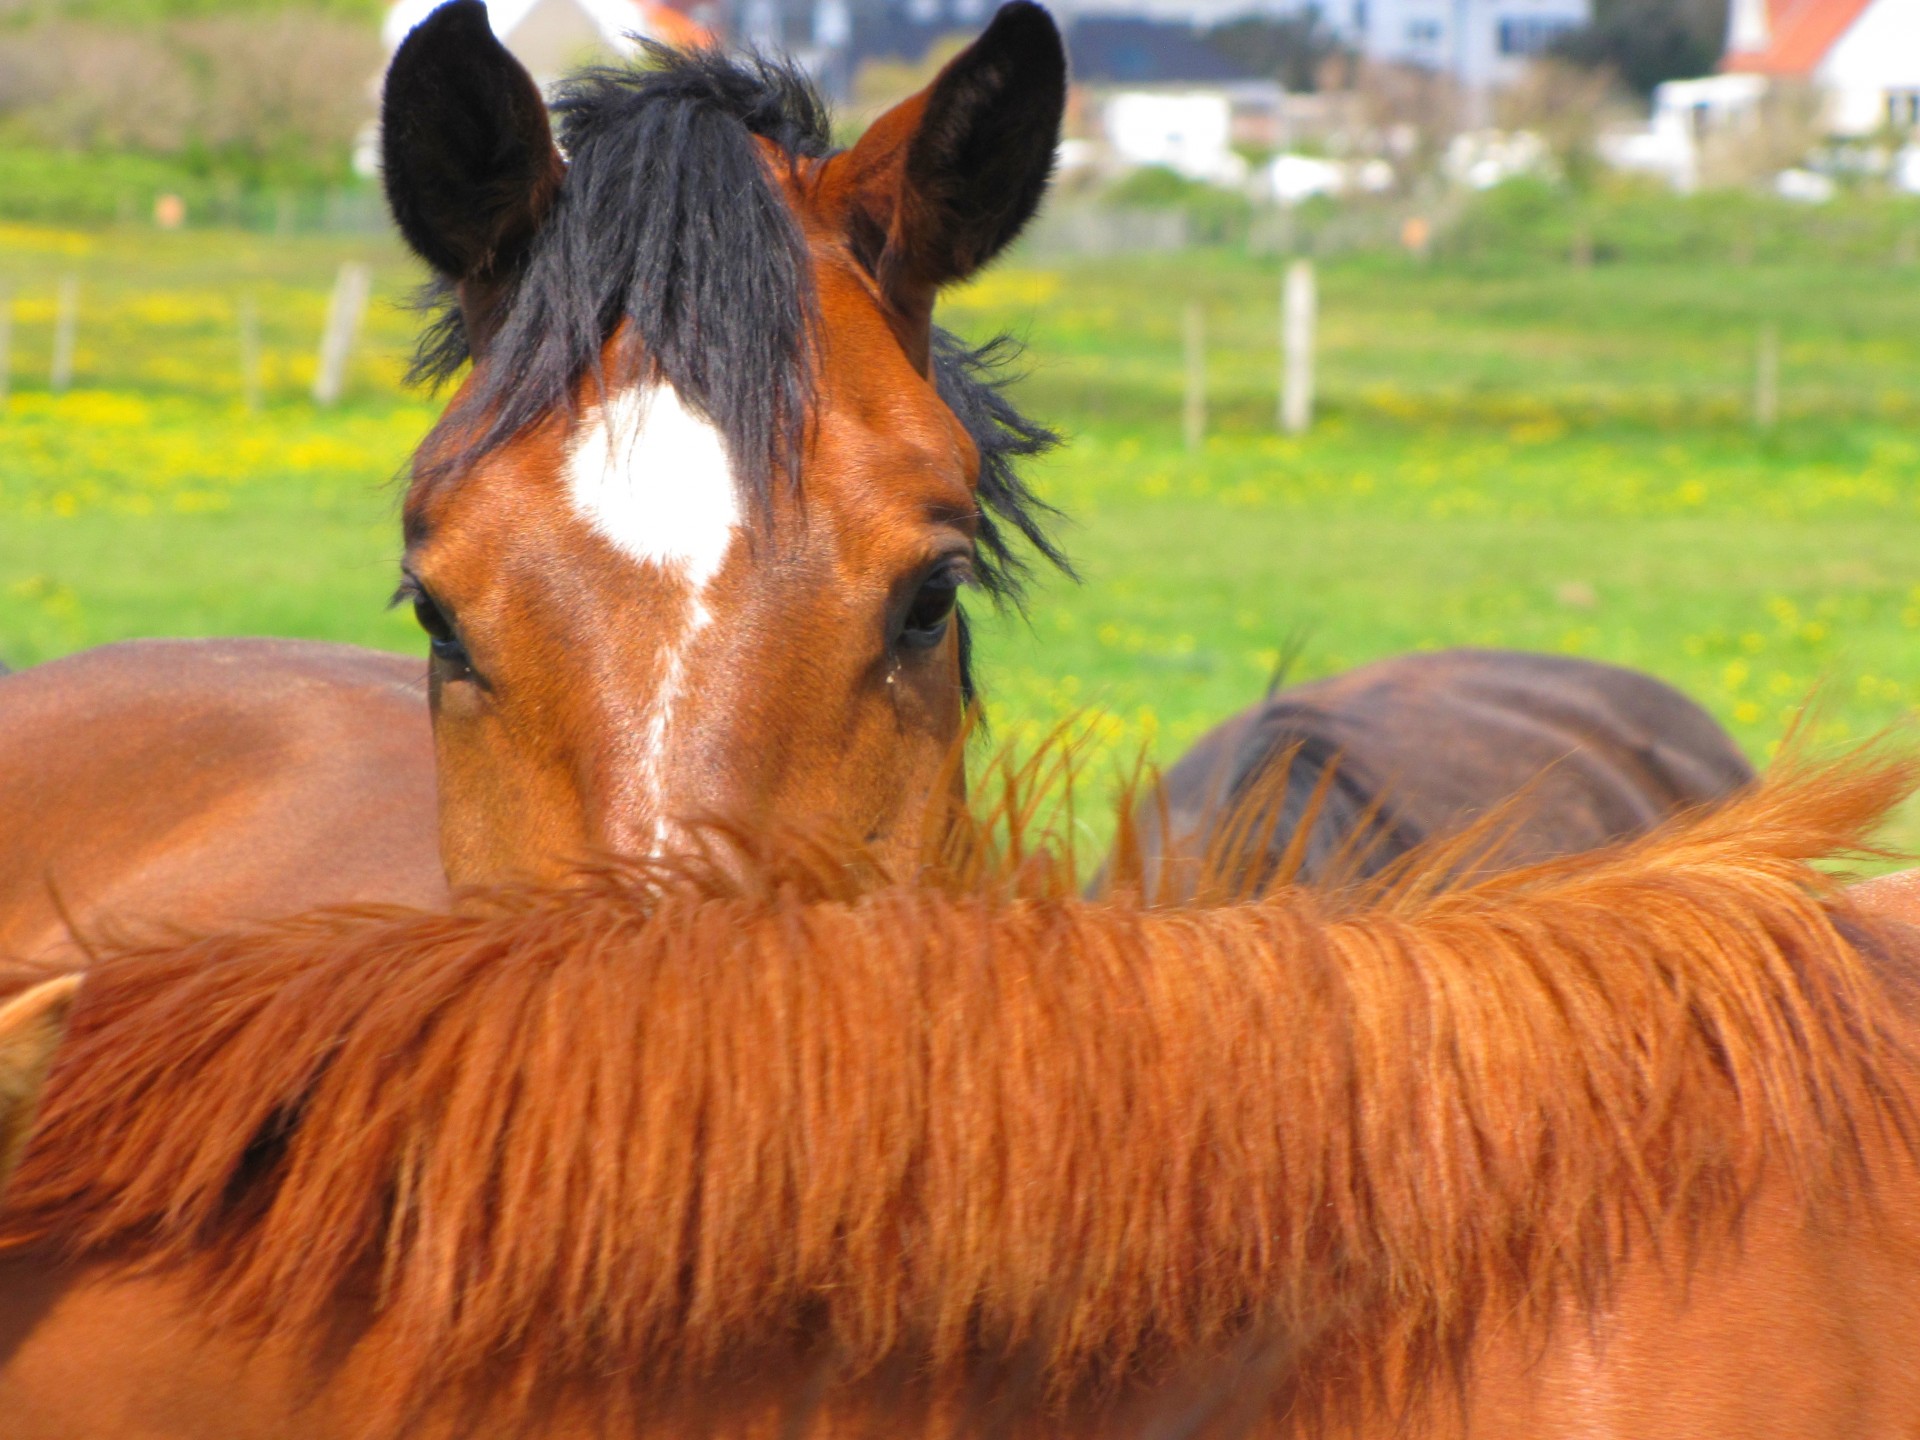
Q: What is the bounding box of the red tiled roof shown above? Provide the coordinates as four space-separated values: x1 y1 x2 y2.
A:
385 0 711 50
1722 0 1878 75
638 2 709 49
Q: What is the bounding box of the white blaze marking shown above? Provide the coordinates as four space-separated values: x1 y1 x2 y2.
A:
565 383 741 844
566 383 740 586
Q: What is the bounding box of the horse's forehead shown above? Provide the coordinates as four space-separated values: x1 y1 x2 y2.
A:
563 382 740 592
807 259 982 484
408 248 977 570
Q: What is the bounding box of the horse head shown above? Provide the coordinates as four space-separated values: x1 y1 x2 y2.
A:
381 0 1068 884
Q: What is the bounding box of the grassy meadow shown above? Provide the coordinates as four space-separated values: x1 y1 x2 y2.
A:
6 219 1920 849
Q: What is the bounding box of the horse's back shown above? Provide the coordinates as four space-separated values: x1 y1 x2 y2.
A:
1134 648 1753 895
1284 647 1752 845
0 638 443 959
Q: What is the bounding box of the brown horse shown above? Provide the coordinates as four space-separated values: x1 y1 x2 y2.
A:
1 7 1752 957
0 0 1070 948
1116 647 1754 901
2 758 1918 1437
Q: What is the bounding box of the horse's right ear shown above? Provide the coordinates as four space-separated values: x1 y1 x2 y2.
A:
0 975 79 1187
381 0 564 310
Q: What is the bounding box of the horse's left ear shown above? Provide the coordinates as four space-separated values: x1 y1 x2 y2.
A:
824 1 1065 367
381 0 565 340
0 975 80 1187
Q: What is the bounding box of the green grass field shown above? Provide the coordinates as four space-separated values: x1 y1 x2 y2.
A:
6 221 1920 850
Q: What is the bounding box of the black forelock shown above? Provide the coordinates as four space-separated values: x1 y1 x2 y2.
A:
408 43 1069 666
411 44 828 502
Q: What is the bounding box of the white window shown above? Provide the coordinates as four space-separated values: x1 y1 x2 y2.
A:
1407 17 1443 44
1889 90 1920 130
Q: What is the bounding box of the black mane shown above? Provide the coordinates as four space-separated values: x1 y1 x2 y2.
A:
411 44 1069 624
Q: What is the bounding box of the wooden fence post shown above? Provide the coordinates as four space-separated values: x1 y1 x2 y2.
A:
1183 302 1206 455
313 262 371 407
239 293 262 414
49 274 78 395
1281 259 1316 436
1755 322 1779 432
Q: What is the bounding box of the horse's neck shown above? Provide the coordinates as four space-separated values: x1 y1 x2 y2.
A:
11 1157 1920 1440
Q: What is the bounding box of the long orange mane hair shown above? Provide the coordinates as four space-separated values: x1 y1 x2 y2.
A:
2 758 1916 1434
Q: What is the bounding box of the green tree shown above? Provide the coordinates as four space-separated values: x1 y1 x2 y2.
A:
1553 0 1730 97
1205 11 1350 93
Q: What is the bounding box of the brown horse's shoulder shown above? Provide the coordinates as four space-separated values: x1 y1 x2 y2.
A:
0 638 431 801
2 637 423 701
0 640 442 958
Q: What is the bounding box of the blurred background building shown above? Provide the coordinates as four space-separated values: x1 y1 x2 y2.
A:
4 0 1920 232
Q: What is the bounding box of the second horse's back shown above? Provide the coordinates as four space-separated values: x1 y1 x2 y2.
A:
1117 648 1754 899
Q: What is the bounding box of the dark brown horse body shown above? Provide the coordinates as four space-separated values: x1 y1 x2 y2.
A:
1123 648 1753 900
0 640 441 960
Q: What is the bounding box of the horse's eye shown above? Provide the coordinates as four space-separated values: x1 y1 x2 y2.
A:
898 570 963 651
407 585 471 672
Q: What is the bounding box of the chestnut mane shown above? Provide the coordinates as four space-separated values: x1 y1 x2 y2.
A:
3 760 1916 1434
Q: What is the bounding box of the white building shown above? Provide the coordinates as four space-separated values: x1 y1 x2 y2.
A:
1357 0 1589 90
1103 91 1248 183
1047 0 1309 20
1722 0 1920 135
1599 72 1767 190
1601 0 1920 192
1068 0 1587 91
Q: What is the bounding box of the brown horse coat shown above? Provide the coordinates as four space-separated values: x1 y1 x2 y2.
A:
1120 648 1753 899
0 639 441 961
0 759 1916 1437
